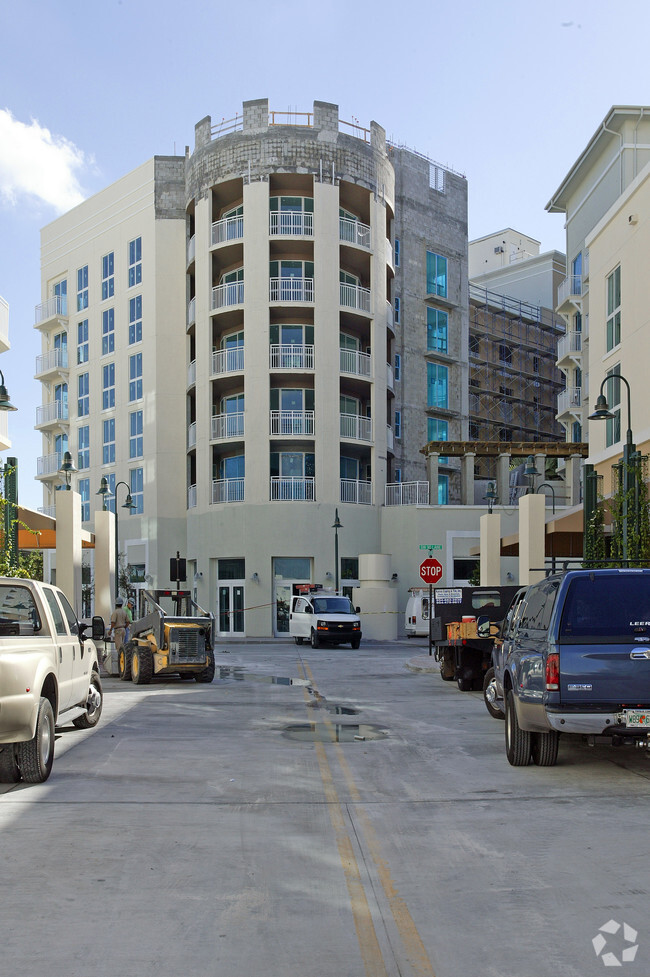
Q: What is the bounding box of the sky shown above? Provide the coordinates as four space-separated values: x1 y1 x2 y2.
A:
1 0 650 510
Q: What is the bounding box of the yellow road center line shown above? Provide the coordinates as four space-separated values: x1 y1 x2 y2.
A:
302 661 437 977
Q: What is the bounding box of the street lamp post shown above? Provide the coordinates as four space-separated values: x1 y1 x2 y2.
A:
332 508 343 594
536 482 556 515
97 478 136 603
588 372 636 565
483 481 498 514
59 450 77 490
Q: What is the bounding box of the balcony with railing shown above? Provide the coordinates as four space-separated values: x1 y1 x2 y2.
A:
212 477 245 503
269 278 314 303
339 217 371 248
211 412 245 440
188 484 197 509
386 301 394 331
212 281 244 310
270 410 314 436
212 346 244 375
556 331 582 366
340 413 372 442
340 348 371 377
270 212 313 236
340 479 372 504
385 481 430 506
187 359 197 387
35 294 68 327
35 347 69 378
188 296 196 325
188 421 197 448
557 275 583 309
187 234 196 265
340 282 371 314
269 345 314 370
211 215 244 246
36 452 63 478
557 387 582 417
386 425 394 451
38 505 57 518
270 476 315 501
36 400 69 428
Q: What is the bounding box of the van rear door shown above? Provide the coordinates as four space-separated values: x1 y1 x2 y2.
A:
557 571 650 705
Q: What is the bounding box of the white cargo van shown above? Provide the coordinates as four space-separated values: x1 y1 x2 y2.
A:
289 591 362 648
405 588 430 637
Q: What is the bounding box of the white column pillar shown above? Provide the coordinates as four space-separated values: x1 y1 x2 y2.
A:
480 513 501 586
55 490 82 612
519 493 546 584
566 454 582 506
94 510 115 625
461 452 475 505
427 452 439 505
496 453 510 505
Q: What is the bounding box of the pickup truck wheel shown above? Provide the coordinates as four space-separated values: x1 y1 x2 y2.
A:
0 745 20 783
294 636 304 645
119 642 133 681
439 668 454 682
16 697 55 783
73 672 103 729
310 629 320 649
483 668 505 720
457 676 473 692
505 690 531 766
131 645 153 685
531 730 559 767
195 650 216 683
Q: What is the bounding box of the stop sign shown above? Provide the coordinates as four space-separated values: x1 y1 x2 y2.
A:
419 558 443 583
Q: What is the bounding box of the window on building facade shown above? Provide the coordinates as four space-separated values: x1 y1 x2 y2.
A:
394 296 400 324
427 307 448 353
102 363 115 409
54 278 67 314
607 265 621 351
128 237 142 287
129 410 143 458
78 373 89 416
438 474 449 504
129 295 142 344
427 362 448 408
499 343 512 364
102 252 115 300
469 421 480 440
77 319 88 364
269 260 314 302
78 478 90 523
129 353 143 401
427 416 448 463
130 467 144 514
572 420 582 441
605 365 621 447
394 468 402 483
77 425 90 470
469 334 480 355
103 473 116 513
426 251 447 297
572 251 582 292
103 418 116 464
77 266 88 311
394 410 401 439
394 352 401 381
394 239 400 267
269 196 313 235
102 308 115 355
429 165 446 194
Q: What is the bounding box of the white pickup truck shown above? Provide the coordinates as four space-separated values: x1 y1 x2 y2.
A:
289 591 362 648
0 578 105 784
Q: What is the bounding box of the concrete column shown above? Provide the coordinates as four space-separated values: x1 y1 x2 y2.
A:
518 493 546 584
461 452 475 505
496 453 510 505
352 554 397 640
55 490 82 613
565 454 582 506
94 510 115 625
480 513 502 586
427 453 439 505
534 453 546 487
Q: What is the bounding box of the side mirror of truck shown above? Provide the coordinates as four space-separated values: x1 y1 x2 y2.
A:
305 606 313 614
477 616 491 637
355 607 360 614
91 616 106 641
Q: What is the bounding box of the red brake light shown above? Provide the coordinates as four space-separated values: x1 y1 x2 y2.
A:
546 653 560 691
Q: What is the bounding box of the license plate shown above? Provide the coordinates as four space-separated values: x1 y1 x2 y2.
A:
624 710 650 728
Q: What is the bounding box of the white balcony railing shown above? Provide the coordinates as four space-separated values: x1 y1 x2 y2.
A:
340 348 371 377
557 387 582 415
188 484 197 508
37 505 57 518
35 347 68 375
386 425 394 451
339 218 371 248
340 479 372 504
386 362 394 389
270 212 313 236
270 410 314 436
557 331 582 361
36 401 68 426
35 294 67 324
385 481 430 506
269 344 314 370
187 234 196 265
385 239 394 270
188 296 196 325
212 346 244 375
212 281 244 310
36 452 63 477
340 413 372 442
386 301 394 330
212 478 245 503
269 278 314 303
270 476 315 501
211 412 244 439
557 275 582 306
188 421 197 448
340 282 371 313
187 360 197 387
211 215 244 245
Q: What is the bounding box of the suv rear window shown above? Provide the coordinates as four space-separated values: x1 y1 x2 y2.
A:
560 574 650 638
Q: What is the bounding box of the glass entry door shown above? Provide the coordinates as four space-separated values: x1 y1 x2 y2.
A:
218 584 245 636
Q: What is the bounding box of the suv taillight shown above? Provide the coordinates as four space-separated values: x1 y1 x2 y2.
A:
546 652 560 691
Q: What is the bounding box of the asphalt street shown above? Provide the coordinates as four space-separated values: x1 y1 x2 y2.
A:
1 639 649 977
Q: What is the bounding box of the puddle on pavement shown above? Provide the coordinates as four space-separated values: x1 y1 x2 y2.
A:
282 723 388 743
217 667 310 687
307 702 359 716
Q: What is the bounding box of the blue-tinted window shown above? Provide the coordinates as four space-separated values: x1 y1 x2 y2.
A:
427 307 448 353
78 425 90 470
427 362 448 408
129 410 143 458
427 417 448 463
103 418 115 464
394 410 401 439
438 474 449 505
102 252 114 300
129 353 143 401
130 467 144 514
78 477 90 523
129 237 142 287
77 319 89 364
102 363 115 410
129 295 142 344
426 251 447 297
78 372 89 416
77 266 88 311
102 308 115 355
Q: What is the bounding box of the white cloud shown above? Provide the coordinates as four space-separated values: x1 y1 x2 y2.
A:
0 108 87 212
